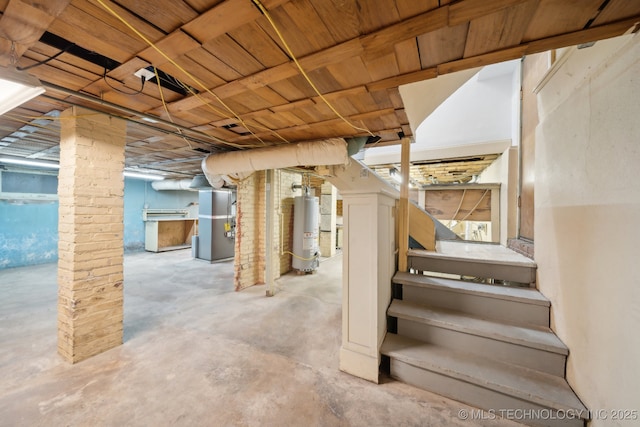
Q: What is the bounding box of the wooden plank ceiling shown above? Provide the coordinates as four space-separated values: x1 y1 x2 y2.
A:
0 0 638 180
373 154 501 187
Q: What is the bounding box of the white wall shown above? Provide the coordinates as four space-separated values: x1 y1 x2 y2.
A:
365 61 519 166
535 33 640 424
476 62 521 245
415 64 515 147
477 146 518 245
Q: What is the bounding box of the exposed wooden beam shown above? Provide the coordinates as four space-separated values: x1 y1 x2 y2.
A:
437 45 528 75
0 0 71 66
449 0 531 26
163 6 450 111
366 68 438 92
525 15 640 56
181 0 290 44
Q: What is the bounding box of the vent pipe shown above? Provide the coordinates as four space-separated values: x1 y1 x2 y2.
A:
151 179 194 191
202 138 349 185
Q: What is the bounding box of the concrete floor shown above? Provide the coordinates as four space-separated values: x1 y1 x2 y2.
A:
0 250 521 427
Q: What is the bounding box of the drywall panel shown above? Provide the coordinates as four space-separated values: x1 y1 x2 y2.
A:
535 34 640 424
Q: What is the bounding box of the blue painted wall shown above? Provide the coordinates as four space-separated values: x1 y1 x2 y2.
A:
0 200 58 268
0 176 199 269
123 178 146 252
123 179 199 251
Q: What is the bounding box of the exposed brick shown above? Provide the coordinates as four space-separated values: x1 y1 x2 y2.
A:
57 106 126 364
234 170 304 290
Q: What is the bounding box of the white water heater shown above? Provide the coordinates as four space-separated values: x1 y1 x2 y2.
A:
292 189 320 272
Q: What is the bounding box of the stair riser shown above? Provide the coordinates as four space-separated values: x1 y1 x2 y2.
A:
398 319 566 376
408 256 536 285
391 360 585 427
402 285 549 327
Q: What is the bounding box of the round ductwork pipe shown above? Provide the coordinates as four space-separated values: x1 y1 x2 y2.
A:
151 179 194 191
201 138 349 184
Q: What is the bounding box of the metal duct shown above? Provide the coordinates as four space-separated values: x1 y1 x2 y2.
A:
202 138 349 185
151 179 194 191
189 174 223 189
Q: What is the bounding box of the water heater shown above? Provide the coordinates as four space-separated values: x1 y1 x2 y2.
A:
292 188 320 272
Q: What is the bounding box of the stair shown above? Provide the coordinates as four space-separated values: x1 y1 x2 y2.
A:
382 334 587 427
393 271 549 327
408 240 538 286
382 246 588 427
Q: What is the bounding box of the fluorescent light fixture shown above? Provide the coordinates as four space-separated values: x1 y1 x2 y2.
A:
0 66 46 115
123 171 165 181
0 157 164 181
0 156 60 169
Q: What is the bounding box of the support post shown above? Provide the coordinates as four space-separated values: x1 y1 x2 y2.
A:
265 169 275 296
57 106 126 363
398 137 410 272
339 190 396 383
319 181 337 257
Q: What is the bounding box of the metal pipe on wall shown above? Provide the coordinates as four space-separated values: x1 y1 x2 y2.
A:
265 169 275 297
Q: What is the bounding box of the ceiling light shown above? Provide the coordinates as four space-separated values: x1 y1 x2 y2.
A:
0 156 60 169
0 66 46 115
123 171 164 181
0 156 165 181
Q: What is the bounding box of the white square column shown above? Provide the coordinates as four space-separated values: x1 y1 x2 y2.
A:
339 191 396 383
319 181 337 257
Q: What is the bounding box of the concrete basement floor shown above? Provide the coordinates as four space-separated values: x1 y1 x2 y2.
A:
0 250 522 427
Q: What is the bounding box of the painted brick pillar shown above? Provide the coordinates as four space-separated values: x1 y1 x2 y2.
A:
57 106 126 363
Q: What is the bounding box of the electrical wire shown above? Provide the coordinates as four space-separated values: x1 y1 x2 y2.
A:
103 67 146 95
17 44 74 71
448 189 466 228
153 67 192 149
458 189 489 222
251 0 375 137
95 0 271 146
172 76 290 146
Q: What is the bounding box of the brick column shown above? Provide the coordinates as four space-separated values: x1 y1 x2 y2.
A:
234 171 266 290
57 106 126 363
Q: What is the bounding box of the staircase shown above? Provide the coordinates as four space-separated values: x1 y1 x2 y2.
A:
381 241 588 427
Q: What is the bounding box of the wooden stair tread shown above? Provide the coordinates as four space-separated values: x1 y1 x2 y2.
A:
381 333 587 416
408 245 537 269
388 300 568 355
393 271 550 307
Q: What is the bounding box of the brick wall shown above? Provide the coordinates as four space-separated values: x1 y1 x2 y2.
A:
234 170 302 290
234 172 265 290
